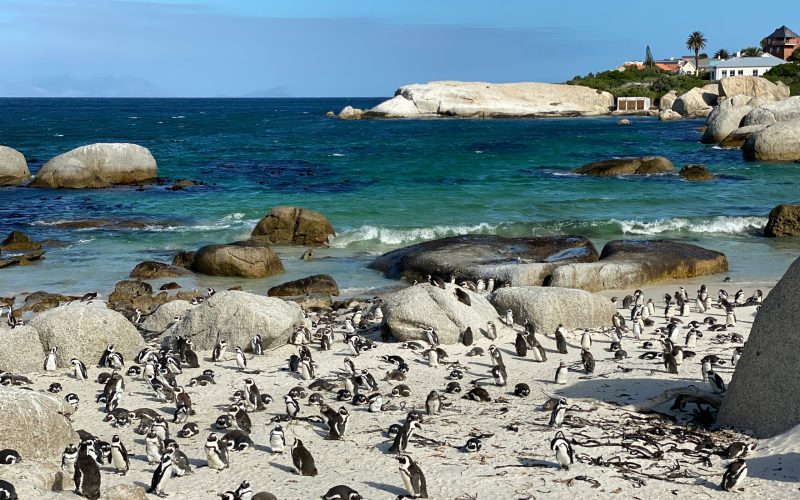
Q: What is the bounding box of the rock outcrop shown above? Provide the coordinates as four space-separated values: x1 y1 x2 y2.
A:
490 286 614 335
130 260 189 279
29 143 157 189
679 164 717 181
763 204 800 237
742 118 800 161
659 91 678 111
0 388 77 460
719 124 768 148
659 109 682 121
338 106 364 120
1 231 41 251
251 206 335 247
0 145 30 186
718 256 800 437
718 76 789 100
369 234 599 286
140 300 194 333
267 274 339 297
382 283 506 344
549 240 728 292
573 156 674 176
672 86 718 117
191 243 284 278
168 291 303 350
360 81 614 118
702 102 753 144
0 325 45 373
742 96 800 126
29 302 146 367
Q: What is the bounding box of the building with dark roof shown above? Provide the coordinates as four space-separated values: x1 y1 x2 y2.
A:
764 25 799 61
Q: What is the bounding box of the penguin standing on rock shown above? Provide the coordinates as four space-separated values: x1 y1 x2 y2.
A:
397 454 428 499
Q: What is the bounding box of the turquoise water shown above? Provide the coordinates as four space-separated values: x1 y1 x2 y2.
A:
1 98 799 296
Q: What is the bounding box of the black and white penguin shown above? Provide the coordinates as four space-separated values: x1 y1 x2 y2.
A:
44 346 58 372
555 325 568 354
212 339 228 362
514 332 528 357
0 480 16 500
205 433 229 470
580 330 592 350
165 441 191 476
485 321 497 340
269 425 286 454
74 441 101 500
548 397 567 428
488 344 505 370
147 449 174 496
465 437 482 452
145 431 164 465
322 484 363 500
721 458 747 492
491 365 507 386
550 431 575 470
291 438 318 476
243 378 265 411
79 292 98 302
581 349 595 374
425 391 441 416
731 346 744 366
454 287 471 306
0 450 20 464
389 419 421 453
397 454 428 499
109 435 129 475
285 395 301 419
61 444 78 474
708 370 726 394
235 347 247 371
177 422 199 438
514 383 530 397
554 361 568 385
70 358 88 381
251 335 264 356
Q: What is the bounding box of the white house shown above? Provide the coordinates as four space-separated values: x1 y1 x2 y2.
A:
711 53 785 80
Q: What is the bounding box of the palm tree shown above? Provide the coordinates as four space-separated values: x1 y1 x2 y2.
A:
686 31 708 75
713 48 730 60
741 47 763 57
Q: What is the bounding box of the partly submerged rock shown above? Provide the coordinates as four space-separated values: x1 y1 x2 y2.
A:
0 145 30 186
742 118 800 161
251 206 335 247
549 240 728 292
0 388 78 460
168 290 303 350
658 109 682 121
29 143 157 189
679 164 717 181
1 231 41 251
130 260 189 279
763 204 800 237
338 106 364 120
719 124 769 149
383 283 506 344
267 274 339 297
191 243 284 278
573 156 674 176
718 256 800 437
369 234 599 286
490 286 614 335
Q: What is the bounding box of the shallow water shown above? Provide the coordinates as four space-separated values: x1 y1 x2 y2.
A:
1 98 799 296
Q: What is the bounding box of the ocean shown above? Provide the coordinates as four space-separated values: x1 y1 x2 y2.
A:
1 97 798 297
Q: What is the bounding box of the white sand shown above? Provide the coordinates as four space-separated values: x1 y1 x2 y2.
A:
9 279 800 499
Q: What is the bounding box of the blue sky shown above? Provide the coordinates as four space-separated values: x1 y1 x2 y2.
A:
0 0 794 97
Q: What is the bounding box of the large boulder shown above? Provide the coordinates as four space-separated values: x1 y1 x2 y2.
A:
267 274 339 297
28 302 146 367
742 118 800 161
358 81 614 118
702 103 752 144
383 283 506 344
130 260 189 279
0 325 45 373
369 234 599 286
101 484 149 500
573 156 674 176
659 109 683 121
549 240 728 292
718 76 789 100
659 91 678 111
718 257 800 437
763 204 800 237
29 143 157 189
490 287 614 335
742 96 800 126
719 124 769 149
251 206 335 247
169 291 303 350
0 461 63 499
140 300 195 333
1 230 41 251
672 87 718 117
0 388 78 460
0 145 30 186
191 243 284 278
338 106 364 120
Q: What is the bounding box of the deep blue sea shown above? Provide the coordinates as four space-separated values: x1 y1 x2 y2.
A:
1 98 799 296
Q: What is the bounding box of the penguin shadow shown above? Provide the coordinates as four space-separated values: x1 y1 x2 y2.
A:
250 443 271 454
516 457 557 469
268 461 296 474
186 456 206 468
745 452 800 482
362 481 407 497
132 480 150 490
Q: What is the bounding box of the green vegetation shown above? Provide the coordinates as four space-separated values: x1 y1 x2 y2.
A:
645 45 654 67
686 31 708 76
566 67 706 101
740 46 764 57
790 50 800 63
713 48 730 60
764 63 800 95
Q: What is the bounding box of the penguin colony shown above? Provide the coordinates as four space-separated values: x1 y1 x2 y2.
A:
0 281 766 497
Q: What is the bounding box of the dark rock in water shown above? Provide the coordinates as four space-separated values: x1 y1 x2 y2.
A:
172 250 196 268
160 282 181 290
550 240 728 291
167 179 204 191
0 250 45 269
250 206 335 247
20 291 76 313
764 204 800 237
679 164 717 181
573 156 674 176
1 231 41 251
113 280 153 297
40 218 181 230
369 234 599 286
130 261 189 279
268 274 339 297
301 248 315 261
191 244 284 278
718 256 799 437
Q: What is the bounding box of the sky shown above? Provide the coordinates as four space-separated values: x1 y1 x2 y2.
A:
0 0 795 97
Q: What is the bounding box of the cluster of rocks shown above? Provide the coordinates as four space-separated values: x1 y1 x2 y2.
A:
335 81 615 119
571 156 716 181
0 231 45 268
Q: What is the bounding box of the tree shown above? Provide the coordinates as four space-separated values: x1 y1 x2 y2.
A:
645 45 654 67
741 46 764 57
713 48 731 60
760 37 769 51
686 31 708 76
789 50 800 63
